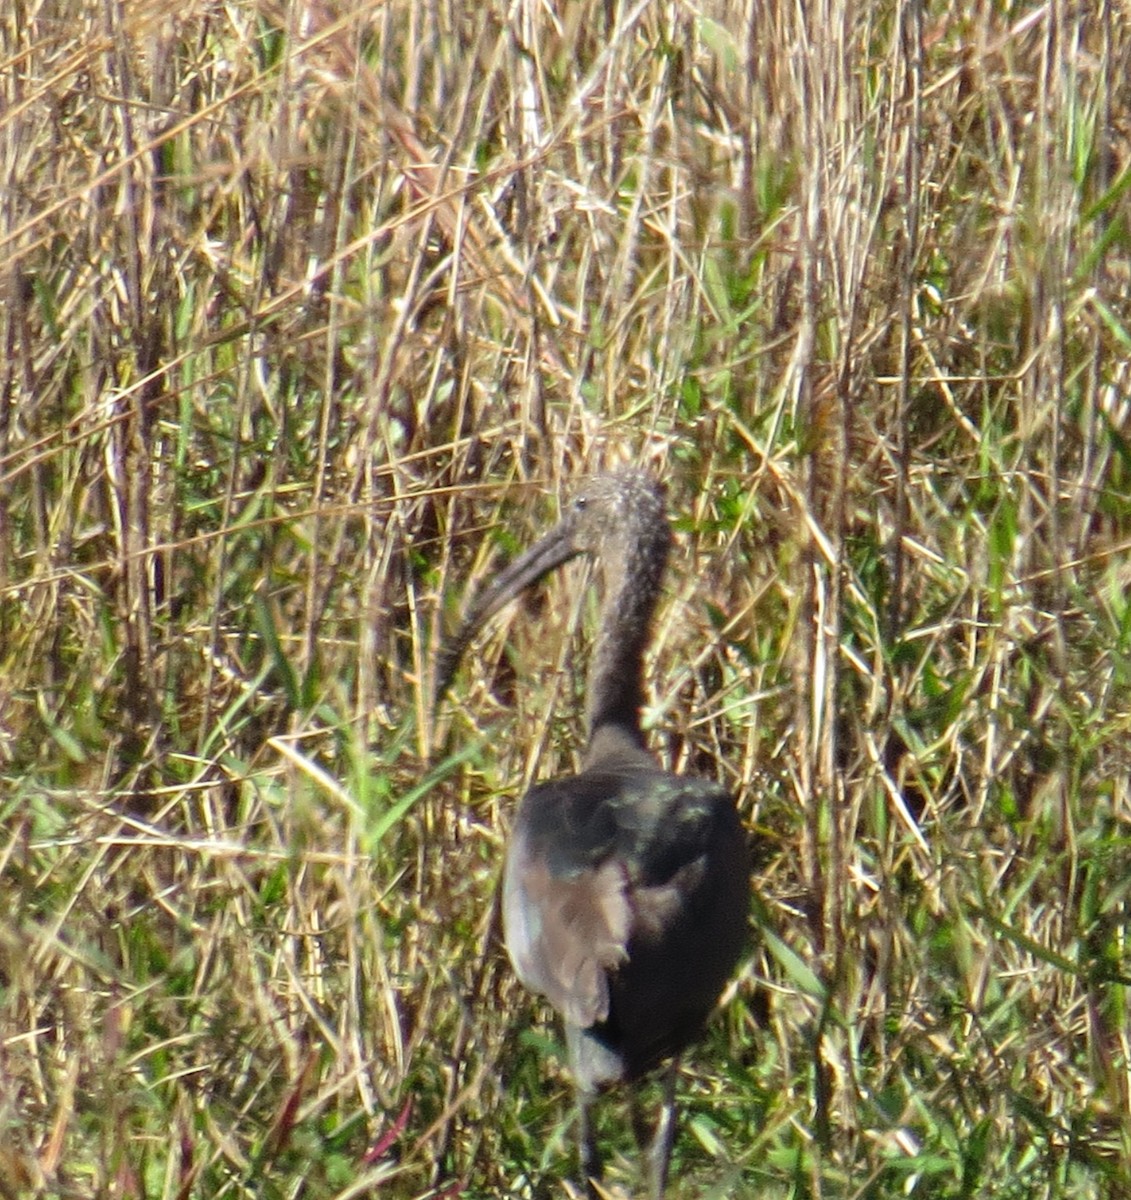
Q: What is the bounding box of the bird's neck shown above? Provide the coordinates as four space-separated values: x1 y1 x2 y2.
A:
584 555 661 755
584 722 656 772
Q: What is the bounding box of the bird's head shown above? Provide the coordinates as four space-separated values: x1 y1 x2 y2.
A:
434 469 671 703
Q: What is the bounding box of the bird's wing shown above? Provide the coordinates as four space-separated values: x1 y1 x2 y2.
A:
501 769 730 1029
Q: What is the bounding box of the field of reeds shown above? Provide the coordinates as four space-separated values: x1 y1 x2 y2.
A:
3 0 1130 1196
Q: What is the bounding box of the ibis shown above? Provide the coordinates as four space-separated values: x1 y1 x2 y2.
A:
437 469 750 1198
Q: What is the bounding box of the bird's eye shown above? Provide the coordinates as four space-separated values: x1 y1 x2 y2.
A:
574 495 588 512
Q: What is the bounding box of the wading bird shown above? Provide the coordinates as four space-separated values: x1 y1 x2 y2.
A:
436 469 750 1199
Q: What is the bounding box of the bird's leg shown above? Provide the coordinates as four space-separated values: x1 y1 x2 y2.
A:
578 1086 602 1199
630 1086 651 1153
646 1058 681 1200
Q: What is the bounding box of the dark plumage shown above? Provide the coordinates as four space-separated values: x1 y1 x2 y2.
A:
437 469 750 1198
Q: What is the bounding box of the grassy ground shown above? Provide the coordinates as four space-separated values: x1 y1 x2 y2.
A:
3 0 1131 1196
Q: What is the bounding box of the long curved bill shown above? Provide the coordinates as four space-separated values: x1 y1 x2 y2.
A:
434 516 581 705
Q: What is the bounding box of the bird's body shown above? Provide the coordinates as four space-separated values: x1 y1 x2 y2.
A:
438 469 750 1198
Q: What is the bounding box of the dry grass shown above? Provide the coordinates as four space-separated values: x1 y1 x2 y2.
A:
2 0 1131 1196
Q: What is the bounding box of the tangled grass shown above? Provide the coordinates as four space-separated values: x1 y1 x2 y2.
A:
2 0 1130 1196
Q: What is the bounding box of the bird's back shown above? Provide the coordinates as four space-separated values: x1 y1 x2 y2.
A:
502 764 749 1090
